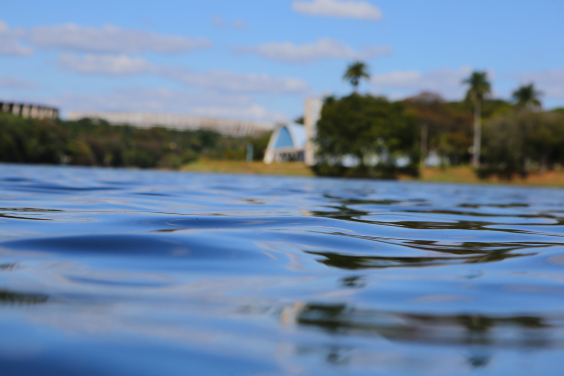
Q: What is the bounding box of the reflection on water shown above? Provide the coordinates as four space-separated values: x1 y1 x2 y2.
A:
0 165 564 375
0 290 48 305
297 303 554 347
306 245 534 269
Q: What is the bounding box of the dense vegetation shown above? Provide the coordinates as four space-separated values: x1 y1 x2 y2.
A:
0 114 270 168
315 94 419 177
313 61 564 179
481 110 564 178
402 94 513 166
315 91 564 179
3 61 564 181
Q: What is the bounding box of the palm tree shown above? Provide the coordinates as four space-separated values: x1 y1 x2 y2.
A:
512 83 542 110
343 61 370 92
463 71 491 168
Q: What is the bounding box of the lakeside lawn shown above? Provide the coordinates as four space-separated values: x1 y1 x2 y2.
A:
181 159 314 176
182 159 564 187
403 166 564 187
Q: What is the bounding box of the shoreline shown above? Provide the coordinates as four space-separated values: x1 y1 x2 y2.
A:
181 160 564 187
3 161 563 188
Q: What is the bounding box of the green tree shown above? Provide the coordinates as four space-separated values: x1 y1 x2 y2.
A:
512 83 542 110
343 61 370 92
463 71 492 168
481 111 564 178
403 92 474 165
315 94 419 177
0 113 226 168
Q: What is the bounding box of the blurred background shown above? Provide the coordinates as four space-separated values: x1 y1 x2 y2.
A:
1 0 564 182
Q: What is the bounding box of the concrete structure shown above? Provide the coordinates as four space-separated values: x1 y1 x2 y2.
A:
66 111 273 137
0 102 59 119
264 98 323 165
263 123 307 163
304 98 323 166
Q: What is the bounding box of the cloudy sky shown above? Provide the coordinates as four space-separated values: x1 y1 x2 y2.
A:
1 0 563 122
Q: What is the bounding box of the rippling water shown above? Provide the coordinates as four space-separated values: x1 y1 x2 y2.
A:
1 164 564 375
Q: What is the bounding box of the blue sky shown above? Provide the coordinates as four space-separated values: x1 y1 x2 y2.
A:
1 0 563 122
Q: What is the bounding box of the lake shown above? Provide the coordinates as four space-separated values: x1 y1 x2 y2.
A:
0 164 563 375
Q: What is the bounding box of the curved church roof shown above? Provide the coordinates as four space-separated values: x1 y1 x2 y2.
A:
263 123 307 164
272 123 306 150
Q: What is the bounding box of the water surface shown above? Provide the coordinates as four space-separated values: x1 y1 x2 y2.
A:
0 164 563 375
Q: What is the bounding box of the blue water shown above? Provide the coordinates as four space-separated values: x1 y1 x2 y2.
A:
1 164 564 375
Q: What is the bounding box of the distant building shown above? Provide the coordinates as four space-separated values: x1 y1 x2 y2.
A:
263 98 323 165
0 102 59 119
304 98 323 166
66 111 273 137
263 123 307 163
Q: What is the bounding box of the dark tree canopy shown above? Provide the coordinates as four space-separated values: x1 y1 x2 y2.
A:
0 114 270 168
512 83 542 110
343 61 370 92
315 94 419 177
463 71 492 104
481 111 564 178
403 93 474 164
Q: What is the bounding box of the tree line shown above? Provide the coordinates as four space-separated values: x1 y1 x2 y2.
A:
314 61 564 179
0 114 270 168
2 62 563 179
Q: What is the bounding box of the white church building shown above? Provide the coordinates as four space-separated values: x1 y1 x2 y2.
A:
263 98 322 166
263 123 307 164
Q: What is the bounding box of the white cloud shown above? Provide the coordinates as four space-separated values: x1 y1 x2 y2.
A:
234 38 391 63
54 53 308 94
0 39 31 56
57 54 156 75
0 21 33 56
190 105 288 123
56 88 288 123
0 77 37 89
21 23 212 54
513 69 564 99
212 16 247 30
372 67 474 99
292 0 383 20
159 67 309 93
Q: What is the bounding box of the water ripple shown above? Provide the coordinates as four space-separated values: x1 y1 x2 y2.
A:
0 164 563 375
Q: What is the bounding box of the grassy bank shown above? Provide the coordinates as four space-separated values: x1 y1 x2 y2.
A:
410 166 564 187
182 159 564 187
181 159 314 176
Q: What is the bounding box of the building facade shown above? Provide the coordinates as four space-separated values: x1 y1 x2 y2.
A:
304 98 323 166
66 111 273 137
263 123 307 164
0 102 59 119
263 98 323 166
